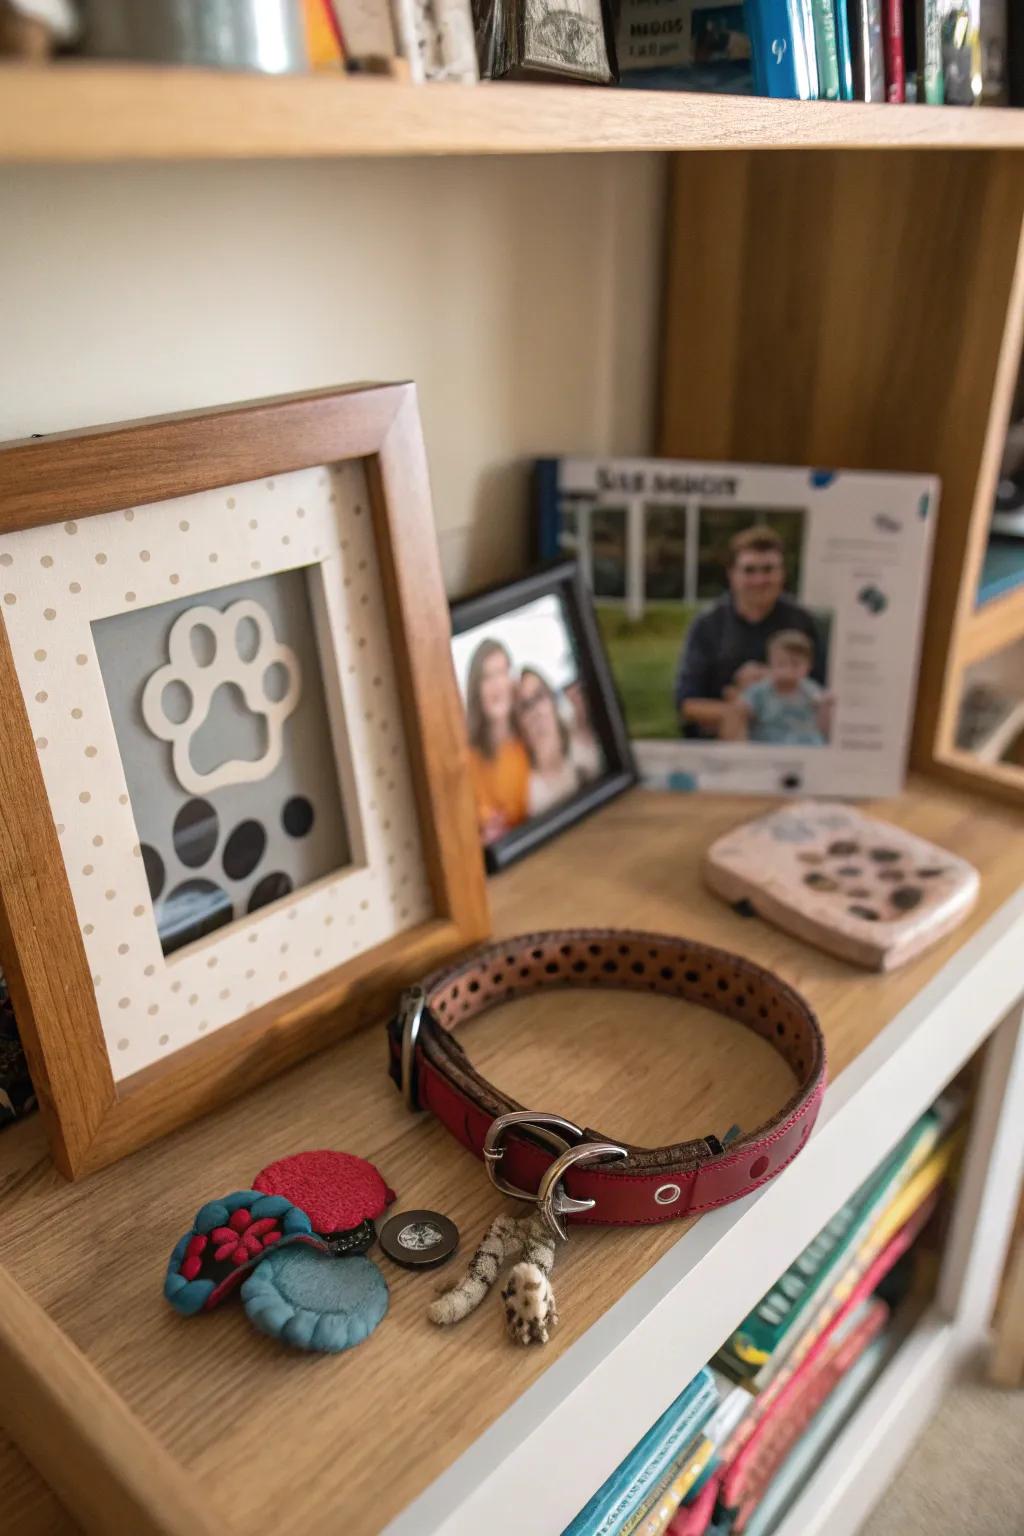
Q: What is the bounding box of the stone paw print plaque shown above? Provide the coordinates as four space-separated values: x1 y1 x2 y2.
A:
703 801 980 971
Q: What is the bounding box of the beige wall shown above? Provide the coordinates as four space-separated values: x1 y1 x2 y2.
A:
0 154 665 595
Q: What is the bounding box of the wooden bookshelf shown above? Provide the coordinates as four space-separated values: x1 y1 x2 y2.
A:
2 780 1024 1536
961 585 1024 666
2 64 1024 162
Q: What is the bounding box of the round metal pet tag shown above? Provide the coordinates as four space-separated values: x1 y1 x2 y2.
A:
379 1209 459 1269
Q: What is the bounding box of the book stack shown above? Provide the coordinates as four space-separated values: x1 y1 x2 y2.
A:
617 0 1008 103
562 1092 964 1536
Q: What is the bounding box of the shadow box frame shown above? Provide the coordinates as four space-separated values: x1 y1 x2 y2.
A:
0 383 490 1179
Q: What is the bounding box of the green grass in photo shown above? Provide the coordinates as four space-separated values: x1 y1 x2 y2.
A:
597 601 696 740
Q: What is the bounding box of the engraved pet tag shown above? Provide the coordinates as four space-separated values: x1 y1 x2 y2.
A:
703 801 979 971
379 1209 459 1269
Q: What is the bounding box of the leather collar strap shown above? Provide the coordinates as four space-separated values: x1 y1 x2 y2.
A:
387 929 827 1228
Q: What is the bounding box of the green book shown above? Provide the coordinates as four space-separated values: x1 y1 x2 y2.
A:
811 0 842 99
918 0 944 101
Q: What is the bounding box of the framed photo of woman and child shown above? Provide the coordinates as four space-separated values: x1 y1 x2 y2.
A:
451 562 636 870
536 457 939 799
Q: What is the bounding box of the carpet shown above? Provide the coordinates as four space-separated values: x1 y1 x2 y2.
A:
861 1371 1024 1535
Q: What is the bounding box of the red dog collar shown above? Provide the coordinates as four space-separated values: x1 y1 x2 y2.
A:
387 929 826 1234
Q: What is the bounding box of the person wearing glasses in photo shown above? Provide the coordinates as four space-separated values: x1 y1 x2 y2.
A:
516 668 602 818
673 525 823 739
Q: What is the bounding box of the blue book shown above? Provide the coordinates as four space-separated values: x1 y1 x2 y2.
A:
833 0 855 96
744 0 815 96
562 1367 718 1536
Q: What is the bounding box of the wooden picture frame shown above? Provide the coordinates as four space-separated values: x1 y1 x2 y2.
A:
0 383 490 1179
451 560 637 872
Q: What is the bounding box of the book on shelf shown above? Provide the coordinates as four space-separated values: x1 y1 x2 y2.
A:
563 1368 719 1536
979 0 1008 102
796 0 822 94
939 0 981 103
849 0 885 96
914 0 945 99
330 0 398 66
1011 0 1024 104
726 1297 890 1529
710 1108 961 1508
745 0 816 97
741 1328 890 1536
714 1093 959 1389
387 0 479 79
616 1 755 93
834 0 856 95
304 0 347 65
882 0 905 98
810 0 841 97
624 1380 751 1536
719 1183 945 1525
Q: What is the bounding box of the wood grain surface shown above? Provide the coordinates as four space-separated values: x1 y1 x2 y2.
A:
0 1265 220 1536
4 67 1024 162
0 1436 77 1536
1 778 1022 1535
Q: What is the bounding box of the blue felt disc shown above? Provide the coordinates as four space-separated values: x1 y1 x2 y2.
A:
241 1247 389 1353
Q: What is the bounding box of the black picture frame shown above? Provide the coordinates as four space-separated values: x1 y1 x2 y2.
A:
450 560 637 872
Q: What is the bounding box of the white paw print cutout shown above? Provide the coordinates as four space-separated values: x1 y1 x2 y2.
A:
141 599 302 795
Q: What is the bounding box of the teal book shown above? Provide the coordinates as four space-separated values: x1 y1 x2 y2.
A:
562 1368 718 1536
834 0 855 96
810 0 841 95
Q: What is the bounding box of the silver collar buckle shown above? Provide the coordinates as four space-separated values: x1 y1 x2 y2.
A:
482 1110 627 1241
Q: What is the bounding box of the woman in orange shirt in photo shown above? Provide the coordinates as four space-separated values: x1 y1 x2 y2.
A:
464 638 529 846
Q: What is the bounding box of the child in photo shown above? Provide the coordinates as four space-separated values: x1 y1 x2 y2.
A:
729 630 833 746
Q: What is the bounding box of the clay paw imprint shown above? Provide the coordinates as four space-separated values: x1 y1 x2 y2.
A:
141 599 302 795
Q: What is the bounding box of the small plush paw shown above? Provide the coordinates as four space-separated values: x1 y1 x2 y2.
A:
501 1261 558 1347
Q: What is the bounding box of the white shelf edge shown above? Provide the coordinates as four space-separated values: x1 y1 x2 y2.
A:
770 1309 960 1536
383 884 1024 1536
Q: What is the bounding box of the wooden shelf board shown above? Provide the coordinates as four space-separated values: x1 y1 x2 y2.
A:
3 65 1024 162
3 777 1024 1536
962 583 1024 665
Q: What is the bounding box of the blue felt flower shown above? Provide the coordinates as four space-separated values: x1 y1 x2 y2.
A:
242 1248 389 1353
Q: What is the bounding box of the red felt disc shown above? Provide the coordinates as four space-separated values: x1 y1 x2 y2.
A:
253 1150 396 1234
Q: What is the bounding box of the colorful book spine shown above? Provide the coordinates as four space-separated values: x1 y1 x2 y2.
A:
629 1386 751 1536
918 0 944 99
797 0 822 93
564 1369 718 1536
745 0 815 97
741 1330 889 1536
883 0 905 98
729 1299 890 1527
810 0 841 96
833 0 855 95
849 0 885 97
717 1098 955 1383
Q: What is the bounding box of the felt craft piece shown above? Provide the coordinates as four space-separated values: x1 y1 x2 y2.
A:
253 1149 396 1241
242 1246 389 1352
164 1189 328 1317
